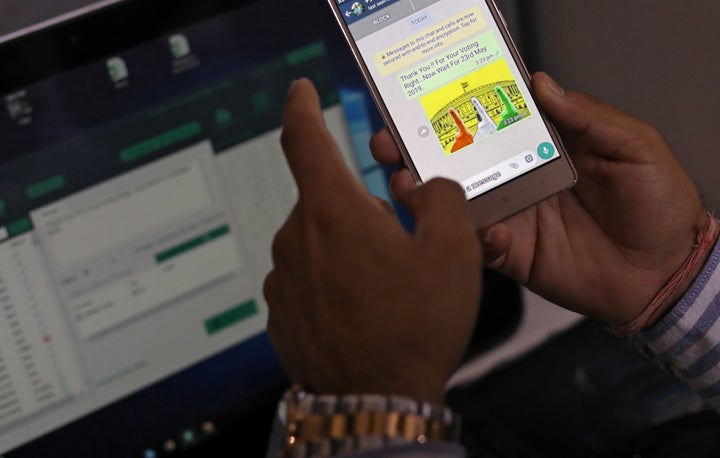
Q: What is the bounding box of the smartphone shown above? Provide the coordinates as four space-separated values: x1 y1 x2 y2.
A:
327 0 577 227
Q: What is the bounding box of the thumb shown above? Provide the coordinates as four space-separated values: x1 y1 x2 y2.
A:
402 178 477 248
533 72 662 164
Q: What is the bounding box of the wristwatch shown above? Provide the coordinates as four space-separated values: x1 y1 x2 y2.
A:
276 385 461 457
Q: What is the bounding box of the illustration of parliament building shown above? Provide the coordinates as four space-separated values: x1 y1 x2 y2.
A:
429 80 528 151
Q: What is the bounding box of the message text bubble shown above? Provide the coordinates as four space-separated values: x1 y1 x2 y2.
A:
373 7 486 77
397 32 502 99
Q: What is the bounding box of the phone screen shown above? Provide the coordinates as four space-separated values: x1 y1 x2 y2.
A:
333 0 565 200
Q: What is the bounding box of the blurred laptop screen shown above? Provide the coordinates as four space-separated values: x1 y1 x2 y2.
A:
0 0 388 456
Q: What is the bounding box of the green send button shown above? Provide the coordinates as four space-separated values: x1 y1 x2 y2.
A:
205 300 258 336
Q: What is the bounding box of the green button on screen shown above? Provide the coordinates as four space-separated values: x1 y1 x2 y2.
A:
286 42 325 66
26 175 66 200
7 218 33 237
120 121 202 164
205 300 258 336
155 225 230 264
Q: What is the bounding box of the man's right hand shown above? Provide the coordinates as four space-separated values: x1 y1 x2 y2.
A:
371 72 708 327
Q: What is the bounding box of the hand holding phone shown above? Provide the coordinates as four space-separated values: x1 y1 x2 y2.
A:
328 0 577 227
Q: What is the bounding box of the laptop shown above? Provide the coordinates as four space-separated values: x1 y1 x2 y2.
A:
0 0 392 456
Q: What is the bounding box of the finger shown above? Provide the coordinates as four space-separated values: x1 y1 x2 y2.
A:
373 195 396 216
370 128 403 165
481 223 513 269
533 72 662 163
270 204 302 266
402 178 476 246
388 168 418 202
264 269 292 345
281 78 364 202
449 108 464 129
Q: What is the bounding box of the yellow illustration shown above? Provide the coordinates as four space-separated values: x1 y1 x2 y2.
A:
420 59 530 155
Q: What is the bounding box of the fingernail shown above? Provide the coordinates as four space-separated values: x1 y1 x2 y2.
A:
545 74 565 97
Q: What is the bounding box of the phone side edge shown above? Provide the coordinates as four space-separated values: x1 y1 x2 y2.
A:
324 0 424 186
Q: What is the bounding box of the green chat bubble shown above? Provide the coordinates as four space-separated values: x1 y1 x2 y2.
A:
397 31 503 100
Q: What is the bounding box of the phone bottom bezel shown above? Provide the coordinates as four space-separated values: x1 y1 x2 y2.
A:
466 156 577 228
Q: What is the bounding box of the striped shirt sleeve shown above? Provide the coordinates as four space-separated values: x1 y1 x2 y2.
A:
633 229 720 411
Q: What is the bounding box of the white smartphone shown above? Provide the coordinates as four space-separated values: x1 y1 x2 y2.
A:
327 0 577 227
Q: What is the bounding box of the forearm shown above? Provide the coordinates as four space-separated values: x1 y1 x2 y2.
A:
633 227 720 410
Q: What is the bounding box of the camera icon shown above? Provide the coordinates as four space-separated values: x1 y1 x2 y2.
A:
525 154 535 163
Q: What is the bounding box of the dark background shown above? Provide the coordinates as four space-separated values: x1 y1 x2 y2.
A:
3 1 718 211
